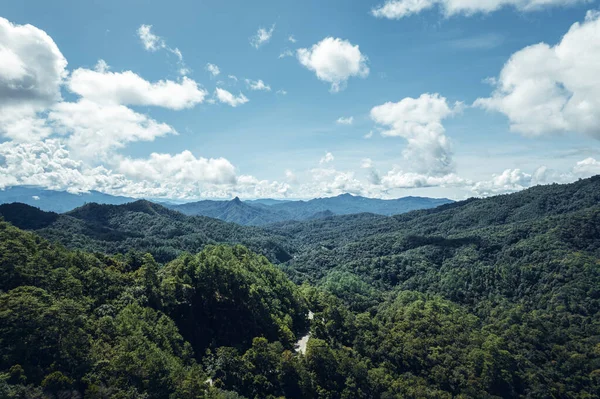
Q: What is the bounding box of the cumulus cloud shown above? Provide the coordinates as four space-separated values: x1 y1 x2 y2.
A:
471 169 533 195
370 93 462 176
236 175 291 197
336 116 354 125
288 35 297 43
297 37 369 92
245 79 271 91
49 100 176 159
381 169 468 189
371 0 589 19
0 16 67 141
320 152 335 164
573 157 600 176
364 130 374 139
0 139 293 200
250 24 275 48
308 168 366 196
361 158 373 168
0 139 130 193
118 151 237 185
68 67 207 109
206 63 220 77
214 88 249 107
475 11 600 139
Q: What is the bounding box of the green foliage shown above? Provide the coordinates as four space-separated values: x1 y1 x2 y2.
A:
2 176 600 397
159 245 309 352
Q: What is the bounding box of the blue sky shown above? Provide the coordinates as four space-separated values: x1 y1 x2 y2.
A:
1 0 599 200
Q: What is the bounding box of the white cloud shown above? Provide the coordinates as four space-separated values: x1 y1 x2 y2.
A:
336 116 354 125
381 169 469 189
0 16 67 141
214 88 249 107
320 152 335 164
364 130 374 139
94 59 109 73
308 168 366 196
0 139 247 199
0 139 129 193
137 24 189 76
361 158 373 168
236 175 291 197
288 35 297 43
573 157 600 176
48 99 176 159
228 75 238 82
370 93 462 175
250 24 275 48
245 79 271 91
206 63 220 77
285 169 297 183
297 37 369 92
68 67 207 109
371 0 589 19
471 169 532 195
137 24 164 51
279 49 294 59
118 151 237 185
276 89 287 95
475 11 600 138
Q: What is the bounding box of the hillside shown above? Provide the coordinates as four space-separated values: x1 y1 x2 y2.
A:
1 177 600 397
0 200 293 264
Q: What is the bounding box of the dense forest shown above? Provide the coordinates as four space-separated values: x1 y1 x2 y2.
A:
1 177 600 398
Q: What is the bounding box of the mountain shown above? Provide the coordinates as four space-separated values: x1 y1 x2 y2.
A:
245 198 292 206
0 200 293 264
2 177 600 397
0 186 135 213
171 193 454 225
171 196 290 225
269 193 453 218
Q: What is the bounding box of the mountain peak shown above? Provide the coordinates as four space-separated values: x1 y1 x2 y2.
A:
232 196 242 204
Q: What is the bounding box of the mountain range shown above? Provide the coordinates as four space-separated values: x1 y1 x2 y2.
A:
168 194 453 225
1 176 600 397
0 186 453 225
0 186 135 213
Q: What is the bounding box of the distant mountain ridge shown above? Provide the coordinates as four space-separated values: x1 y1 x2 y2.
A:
0 186 453 226
0 186 136 213
170 194 454 225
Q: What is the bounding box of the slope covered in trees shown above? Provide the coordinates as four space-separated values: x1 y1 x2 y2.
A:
1 177 600 398
0 200 294 264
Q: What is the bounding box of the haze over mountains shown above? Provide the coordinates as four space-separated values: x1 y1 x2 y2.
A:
0 186 453 225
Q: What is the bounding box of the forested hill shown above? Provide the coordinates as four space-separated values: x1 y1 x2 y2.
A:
1 177 600 397
0 200 294 264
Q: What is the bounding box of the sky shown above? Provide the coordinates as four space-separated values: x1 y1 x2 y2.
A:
1 0 600 200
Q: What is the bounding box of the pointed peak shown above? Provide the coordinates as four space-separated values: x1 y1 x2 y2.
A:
231 196 242 204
